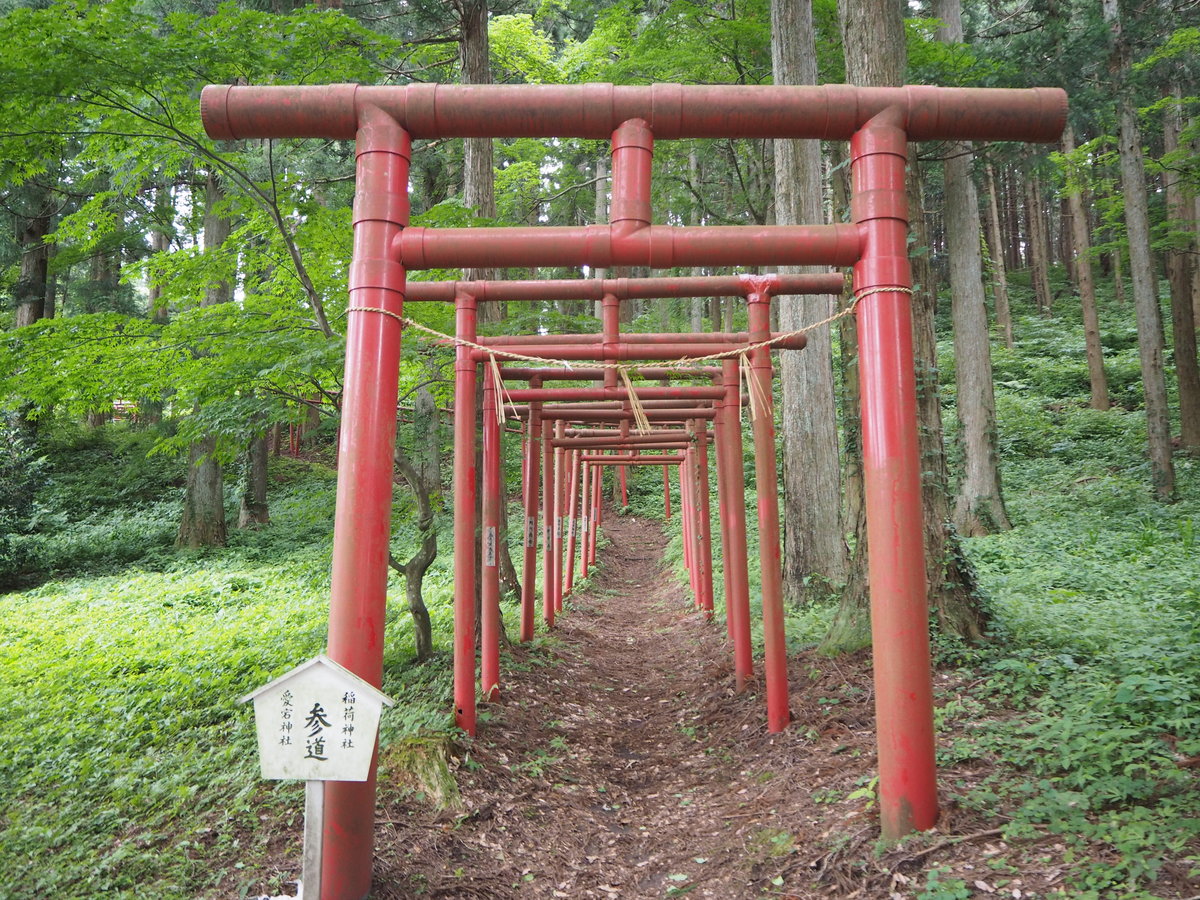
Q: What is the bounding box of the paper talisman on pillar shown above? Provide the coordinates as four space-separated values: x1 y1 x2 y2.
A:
241 655 394 782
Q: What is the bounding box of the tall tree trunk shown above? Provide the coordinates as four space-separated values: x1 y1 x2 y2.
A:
1106 0 1175 499
1112 241 1126 304
142 185 173 426
825 0 988 652
1062 123 1110 410
458 0 500 324
178 435 226 547
1164 88 1200 450
414 383 442 497
830 142 861 537
936 0 1011 537
1003 164 1022 273
1059 197 1075 284
593 154 608 320
688 150 706 332
984 162 1014 348
1025 173 1054 315
1190 120 1200 337
238 423 270 528
823 0 904 652
14 205 50 329
177 172 231 548
390 454 437 662
44 270 57 321
830 143 868 646
772 0 847 605
909 155 989 640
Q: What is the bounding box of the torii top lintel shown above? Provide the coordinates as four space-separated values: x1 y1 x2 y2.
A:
201 82 1066 144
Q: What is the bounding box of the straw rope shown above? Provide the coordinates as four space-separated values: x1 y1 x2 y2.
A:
617 365 654 434
346 286 914 427
487 354 516 427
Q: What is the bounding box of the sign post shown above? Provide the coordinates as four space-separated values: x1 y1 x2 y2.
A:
241 655 395 899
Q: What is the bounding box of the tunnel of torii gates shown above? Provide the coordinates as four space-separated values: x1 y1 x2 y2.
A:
201 80 1066 900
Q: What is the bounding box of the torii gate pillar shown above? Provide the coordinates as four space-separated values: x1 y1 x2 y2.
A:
852 110 938 839
322 107 410 900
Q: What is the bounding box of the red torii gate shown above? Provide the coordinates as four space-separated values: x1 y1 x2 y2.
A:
412 273 840 741
201 81 1066 900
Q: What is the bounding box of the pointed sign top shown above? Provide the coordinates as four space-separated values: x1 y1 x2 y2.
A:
239 654 395 707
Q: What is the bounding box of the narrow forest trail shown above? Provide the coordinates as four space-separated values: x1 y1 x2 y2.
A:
371 510 907 899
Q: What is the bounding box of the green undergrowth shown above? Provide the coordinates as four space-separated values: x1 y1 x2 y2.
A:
936 285 1200 896
4 274 1199 897
934 426 1200 896
0 438 497 899
641 277 1200 895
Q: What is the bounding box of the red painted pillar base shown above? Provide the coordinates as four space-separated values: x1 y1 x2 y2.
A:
323 107 410 900
452 291 479 735
481 377 501 702
579 457 591 580
565 448 581 595
852 111 938 840
694 419 715 620
520 394 542 642
747 287 789 733
720 359 754 692
542 414 555 627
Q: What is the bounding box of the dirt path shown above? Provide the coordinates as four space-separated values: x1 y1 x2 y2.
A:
239 512 1197 899
373 511 890 899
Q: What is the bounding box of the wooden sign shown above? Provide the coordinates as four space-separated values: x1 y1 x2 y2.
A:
241 655 394 783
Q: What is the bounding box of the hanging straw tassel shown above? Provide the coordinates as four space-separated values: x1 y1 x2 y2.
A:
618 366 653 435
489 354 512 428
738 352 754 422
739 350 771 423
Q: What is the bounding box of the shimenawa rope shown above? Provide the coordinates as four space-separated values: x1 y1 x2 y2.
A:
346 285 914 431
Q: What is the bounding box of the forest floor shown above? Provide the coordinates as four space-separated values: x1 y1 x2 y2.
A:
362 510 1185 900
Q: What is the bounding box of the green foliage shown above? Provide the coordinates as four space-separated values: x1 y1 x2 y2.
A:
917 867 971 900
0 451 459 898
925 274 1200 893
0 420 46 581
490 14 564 84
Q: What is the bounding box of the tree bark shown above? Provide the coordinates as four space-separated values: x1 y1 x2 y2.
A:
178 434 226 548
688 150 706 332
823 0 905 653
830 142 862 544
1163 88 1200 451
1113 241 1127 305
1059 197 1075 285
414 382 442 497
1025 172 1054 315
1190 120 1200 341
936 0 1011 537
1062 123 1110 410
909 154 989 640
1106 0 1175 499
177 171 231 548
772 0 847 605
593 154 608 320
390 453 437 663
458 0 501 324
141 186 173 426
983 162 1014 348
238 426 270 528
1003 164 1022 273
14 204 50 329
824 0 989 651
